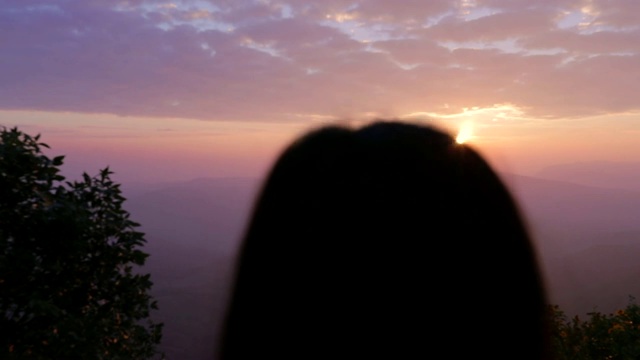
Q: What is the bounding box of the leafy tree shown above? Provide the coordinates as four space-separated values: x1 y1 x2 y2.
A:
549 297 640 360
0 127 163 359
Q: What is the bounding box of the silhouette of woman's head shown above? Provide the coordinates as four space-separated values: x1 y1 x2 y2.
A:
220 121 549 359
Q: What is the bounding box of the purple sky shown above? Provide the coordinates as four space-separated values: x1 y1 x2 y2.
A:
1 0 639 182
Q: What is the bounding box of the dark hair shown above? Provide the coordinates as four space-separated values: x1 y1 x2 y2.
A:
220 121 549 359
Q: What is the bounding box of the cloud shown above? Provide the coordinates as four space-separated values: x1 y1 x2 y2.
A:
589 0 640 28
423 8 557 42
521 29 640 54
0 0 639 121
349 0 453 23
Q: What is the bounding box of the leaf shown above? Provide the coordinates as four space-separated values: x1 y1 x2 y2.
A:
52 155 65 166
0 127 163 359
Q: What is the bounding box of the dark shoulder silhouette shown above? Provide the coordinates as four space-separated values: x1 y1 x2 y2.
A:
220 121 550 359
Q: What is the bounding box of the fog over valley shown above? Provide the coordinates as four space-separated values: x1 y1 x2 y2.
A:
120 163 640 359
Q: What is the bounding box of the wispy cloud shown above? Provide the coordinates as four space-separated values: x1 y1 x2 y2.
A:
1 0 638 121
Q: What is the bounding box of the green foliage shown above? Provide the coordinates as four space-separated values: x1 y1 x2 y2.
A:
549 297 640 360
0 127 163 359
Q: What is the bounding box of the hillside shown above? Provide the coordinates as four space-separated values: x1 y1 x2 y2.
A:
123 174 640 358
505 174 640 315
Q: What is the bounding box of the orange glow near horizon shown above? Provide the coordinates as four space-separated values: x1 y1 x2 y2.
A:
4 108 640 182
1 110 305 182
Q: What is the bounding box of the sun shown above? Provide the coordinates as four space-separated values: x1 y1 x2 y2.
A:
456 123 473 144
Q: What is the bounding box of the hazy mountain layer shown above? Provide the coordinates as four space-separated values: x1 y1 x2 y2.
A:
123 174 640 359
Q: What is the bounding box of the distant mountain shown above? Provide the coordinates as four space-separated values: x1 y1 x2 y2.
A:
125 177 260 255
505 174 640 251
545 243 640 317
504 174 640 316
123 177 260 360
122 174 640 358
535 161 640 192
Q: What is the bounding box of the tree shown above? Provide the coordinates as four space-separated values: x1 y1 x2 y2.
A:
549 297 640 360
0 127 163 359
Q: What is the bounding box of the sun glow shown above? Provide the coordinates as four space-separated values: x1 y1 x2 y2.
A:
456 123 473 144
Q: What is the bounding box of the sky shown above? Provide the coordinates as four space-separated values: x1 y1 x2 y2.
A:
1 0 639 183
